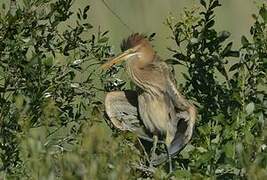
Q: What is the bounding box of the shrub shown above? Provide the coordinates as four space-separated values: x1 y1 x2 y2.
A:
0 0 266 179
0 0 136 179
165 0 267 178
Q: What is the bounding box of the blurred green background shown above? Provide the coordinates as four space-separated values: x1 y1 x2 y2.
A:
0 0 259 57
82 0 258 58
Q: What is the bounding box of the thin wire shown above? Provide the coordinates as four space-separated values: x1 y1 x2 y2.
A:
101 0 134 33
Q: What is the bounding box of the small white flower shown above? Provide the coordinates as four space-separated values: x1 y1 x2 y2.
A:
261 144 267 151
73 59 83 65
190 54 196 59
44 92 51 98
113 78 123 86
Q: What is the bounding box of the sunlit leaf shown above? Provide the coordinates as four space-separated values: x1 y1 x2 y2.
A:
259 5 267 23
229 63 240 72
246 102 255 115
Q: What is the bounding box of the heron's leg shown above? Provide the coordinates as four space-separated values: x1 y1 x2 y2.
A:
150 135 158 167
164 131 174 172
137 138 150 163
164 144 173 173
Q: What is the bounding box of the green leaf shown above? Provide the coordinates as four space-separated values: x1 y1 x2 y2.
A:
83 23 93 29
263 58 267 69
174 169 191 178
102 31 109 36
2 3 6 10
217 31 231 41
241 35 249 47
98 37 109 43
15 95 25 110
180 144 195 158
206 20 215 28
148 32 156 41
173 53 187 61
245 131 254 144
77 12 81 20
216 64 229 80
82 13 87 19
225 51 239 57
222 42 233 57
182 72 190 80
200 0 207 8
224 142 234 159
43 57 53 67
82 5 90 19
83 5 90 14
210 0 221 10
246 102 255 115
212 113 225 122
197 146 208 153
229 63 240 72
165 59 182 65
259 5 267 23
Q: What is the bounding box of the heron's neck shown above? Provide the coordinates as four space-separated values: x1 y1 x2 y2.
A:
126 53 155 91
136 51 155 68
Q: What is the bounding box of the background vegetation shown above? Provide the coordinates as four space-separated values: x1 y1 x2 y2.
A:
0 0 266 179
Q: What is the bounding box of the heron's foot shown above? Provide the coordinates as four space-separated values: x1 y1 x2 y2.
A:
150 153 168 166
149 153 173 173
132 162 156 176
149 135 158 167
149 152 157 168
149 149 158 166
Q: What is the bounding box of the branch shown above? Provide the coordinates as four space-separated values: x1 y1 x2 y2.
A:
101 0 133 32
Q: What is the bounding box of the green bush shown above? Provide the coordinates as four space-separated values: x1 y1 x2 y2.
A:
0 0 137 179
165 0 267 178
0 0 266 179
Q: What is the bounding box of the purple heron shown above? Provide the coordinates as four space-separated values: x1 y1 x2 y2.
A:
102 33 197 170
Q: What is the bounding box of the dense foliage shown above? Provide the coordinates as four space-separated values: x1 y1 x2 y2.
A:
165 0 267 178
0 0 266 179
0 0 134 179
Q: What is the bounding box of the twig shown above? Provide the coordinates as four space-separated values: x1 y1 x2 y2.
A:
101 0 134 33
132 162 156 175
137 138 150 163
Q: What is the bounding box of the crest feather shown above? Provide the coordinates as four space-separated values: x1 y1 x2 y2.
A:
120 33 146 51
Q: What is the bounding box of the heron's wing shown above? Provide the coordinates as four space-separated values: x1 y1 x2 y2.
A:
165 73 196 156
168 111 195 156
104 90 153 142
165 76 196 155
150 111 193 166
154 59 197 156
135 58 196 156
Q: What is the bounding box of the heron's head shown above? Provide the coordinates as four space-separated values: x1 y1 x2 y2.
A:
101 33 155 69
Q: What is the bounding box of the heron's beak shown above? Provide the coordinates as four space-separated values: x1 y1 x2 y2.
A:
101 46 140 69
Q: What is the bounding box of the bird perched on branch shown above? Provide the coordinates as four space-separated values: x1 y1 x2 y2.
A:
101 33 197 171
